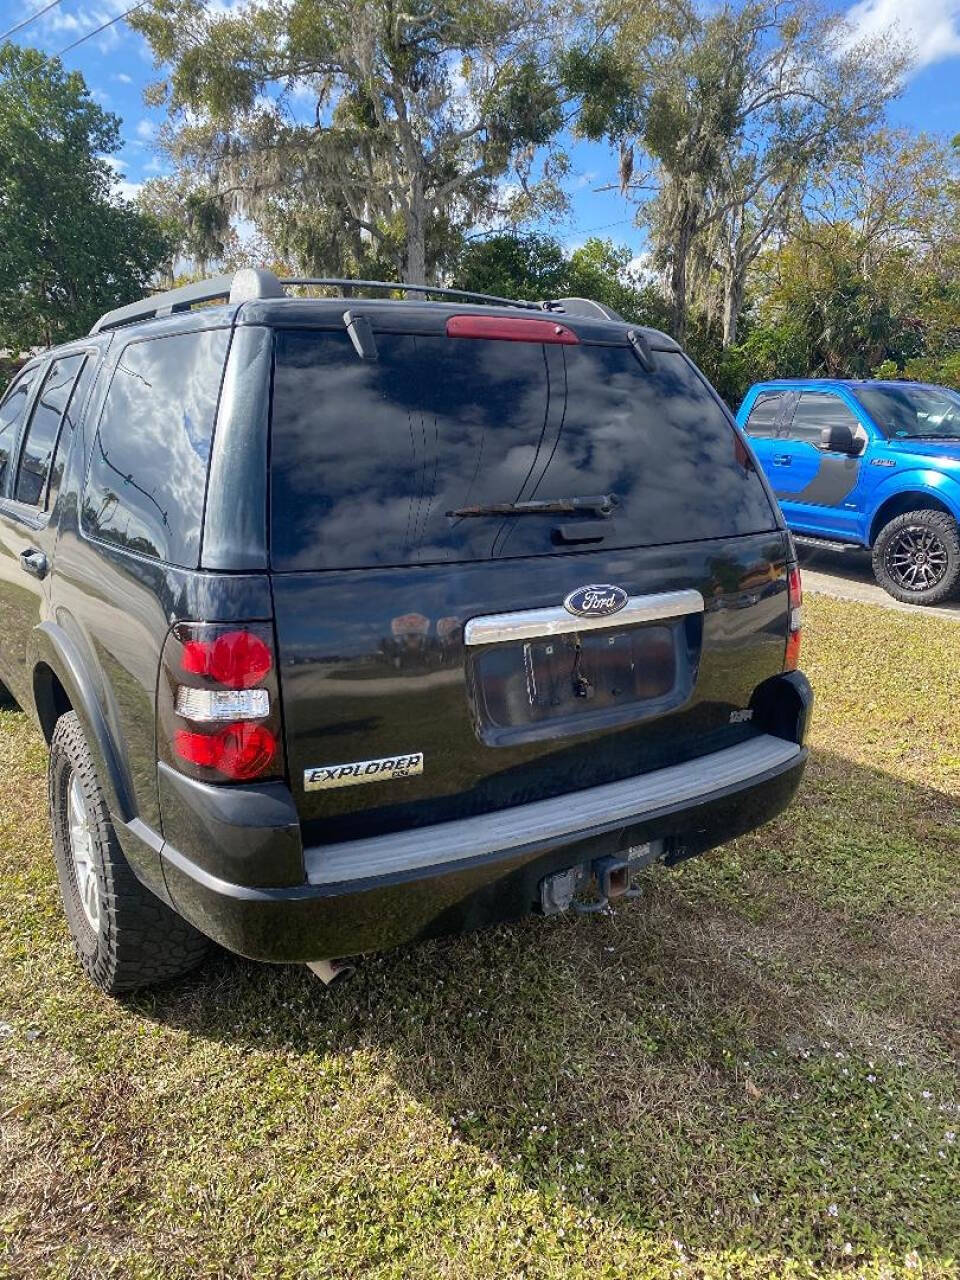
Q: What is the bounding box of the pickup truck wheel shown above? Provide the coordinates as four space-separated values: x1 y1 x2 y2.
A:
49 711 210 994
872 510 960 606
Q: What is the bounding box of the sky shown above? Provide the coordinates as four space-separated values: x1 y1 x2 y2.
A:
2 0 959 267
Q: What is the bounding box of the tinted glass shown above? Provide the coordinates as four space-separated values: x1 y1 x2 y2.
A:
743 392 783 438
0 368 39 494
15 354 86 507
83 329 229 566
853 385 960 440
46 353 98 512
270 330 776 571
788 393 859 444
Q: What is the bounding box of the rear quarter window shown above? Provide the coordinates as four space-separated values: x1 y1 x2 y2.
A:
0 367 39 493
270 329 777 571
14 353 87 508
82 329 229 567
743 391 783 438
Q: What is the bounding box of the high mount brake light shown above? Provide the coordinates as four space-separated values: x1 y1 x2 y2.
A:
445 315 579 344
159 622 284 783
784 566 803 672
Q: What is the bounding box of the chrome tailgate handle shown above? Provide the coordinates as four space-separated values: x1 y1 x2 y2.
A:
463 589 704 646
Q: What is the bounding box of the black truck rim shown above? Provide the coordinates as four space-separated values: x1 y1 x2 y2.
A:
884 525 950 593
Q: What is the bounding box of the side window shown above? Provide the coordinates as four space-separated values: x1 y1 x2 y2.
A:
83 329 229 566
743 392 783 438
46 354 98 513
788 393 860 445
0 367 39 493
14 354 86 508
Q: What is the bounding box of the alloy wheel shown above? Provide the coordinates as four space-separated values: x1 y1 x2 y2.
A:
884 525 950 593
68 772 100 932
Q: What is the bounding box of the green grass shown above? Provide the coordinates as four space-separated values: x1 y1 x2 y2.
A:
1 595 958 1279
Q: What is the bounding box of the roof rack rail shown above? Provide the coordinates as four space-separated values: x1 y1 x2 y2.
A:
543 296 626 323
282 277 543 311
90 268 543 334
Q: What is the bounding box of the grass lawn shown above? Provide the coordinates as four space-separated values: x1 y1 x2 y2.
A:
1 594 958 1279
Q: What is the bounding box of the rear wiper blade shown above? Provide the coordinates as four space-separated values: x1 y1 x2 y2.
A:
447 494 620 519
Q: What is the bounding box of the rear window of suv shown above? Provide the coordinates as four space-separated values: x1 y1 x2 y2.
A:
270 328 777 571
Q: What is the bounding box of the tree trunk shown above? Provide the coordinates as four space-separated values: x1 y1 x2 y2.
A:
670 198 697 343
722 266 745 347
404 174 428 287
670 248 686 342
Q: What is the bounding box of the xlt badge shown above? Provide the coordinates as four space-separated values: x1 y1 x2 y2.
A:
304 753 424 791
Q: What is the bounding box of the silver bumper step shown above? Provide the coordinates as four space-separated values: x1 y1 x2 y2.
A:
305 734 803 887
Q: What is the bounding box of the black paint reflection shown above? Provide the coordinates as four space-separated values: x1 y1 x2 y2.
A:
15 354 86 507
82 328 229 568
270 331 776 571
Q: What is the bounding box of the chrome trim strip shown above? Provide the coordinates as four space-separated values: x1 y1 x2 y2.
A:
463 588 704 646
305 735 802 887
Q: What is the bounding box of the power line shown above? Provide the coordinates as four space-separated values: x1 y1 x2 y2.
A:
0 0 67 43
57 1 145 54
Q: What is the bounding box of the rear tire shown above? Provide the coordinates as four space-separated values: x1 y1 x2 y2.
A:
872 510 960 606
49 711 210 994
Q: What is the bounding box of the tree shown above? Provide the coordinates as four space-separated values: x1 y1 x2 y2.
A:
0 45 171 352
137 175 247 278
796 129 956 274
725 131 960 387
453 232 671 326
133 0 566 283
454 231 569 298
564 238 671 328
564 0 905 344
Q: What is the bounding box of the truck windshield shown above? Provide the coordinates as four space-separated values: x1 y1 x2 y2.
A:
854 385 960 440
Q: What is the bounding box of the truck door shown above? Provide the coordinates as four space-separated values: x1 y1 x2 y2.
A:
0 352 97 704
772 391 868 540
740 389 795 478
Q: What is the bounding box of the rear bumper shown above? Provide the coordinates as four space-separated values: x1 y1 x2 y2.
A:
137 726 809 964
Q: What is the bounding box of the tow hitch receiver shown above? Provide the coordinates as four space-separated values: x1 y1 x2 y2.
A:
539 842 665 915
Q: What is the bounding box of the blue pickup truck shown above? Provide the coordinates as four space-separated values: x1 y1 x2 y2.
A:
736 379 960 605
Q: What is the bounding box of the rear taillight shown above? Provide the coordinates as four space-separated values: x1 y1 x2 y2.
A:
784 566 803 671
159 622 284 783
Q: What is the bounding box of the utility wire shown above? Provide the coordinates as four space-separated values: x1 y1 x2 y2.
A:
57 1 146 54
0 0 67 43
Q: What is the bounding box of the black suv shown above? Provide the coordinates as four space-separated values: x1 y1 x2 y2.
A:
0 269 812 993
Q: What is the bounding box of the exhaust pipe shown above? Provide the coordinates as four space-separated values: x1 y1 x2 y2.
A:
306 958 356 986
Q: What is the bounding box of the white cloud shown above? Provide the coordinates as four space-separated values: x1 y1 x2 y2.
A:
232 214 258 245
135 118 156 139
843 0 960 70
626 252 655 283
98 152 141 202
288 78 318 104
113 72 133 84
114 179 143 203
37 0 135 53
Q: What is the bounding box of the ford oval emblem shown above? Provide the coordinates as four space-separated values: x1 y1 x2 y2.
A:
563 584 629 618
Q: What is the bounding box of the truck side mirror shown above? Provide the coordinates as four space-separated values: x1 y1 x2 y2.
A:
820 423 860 455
